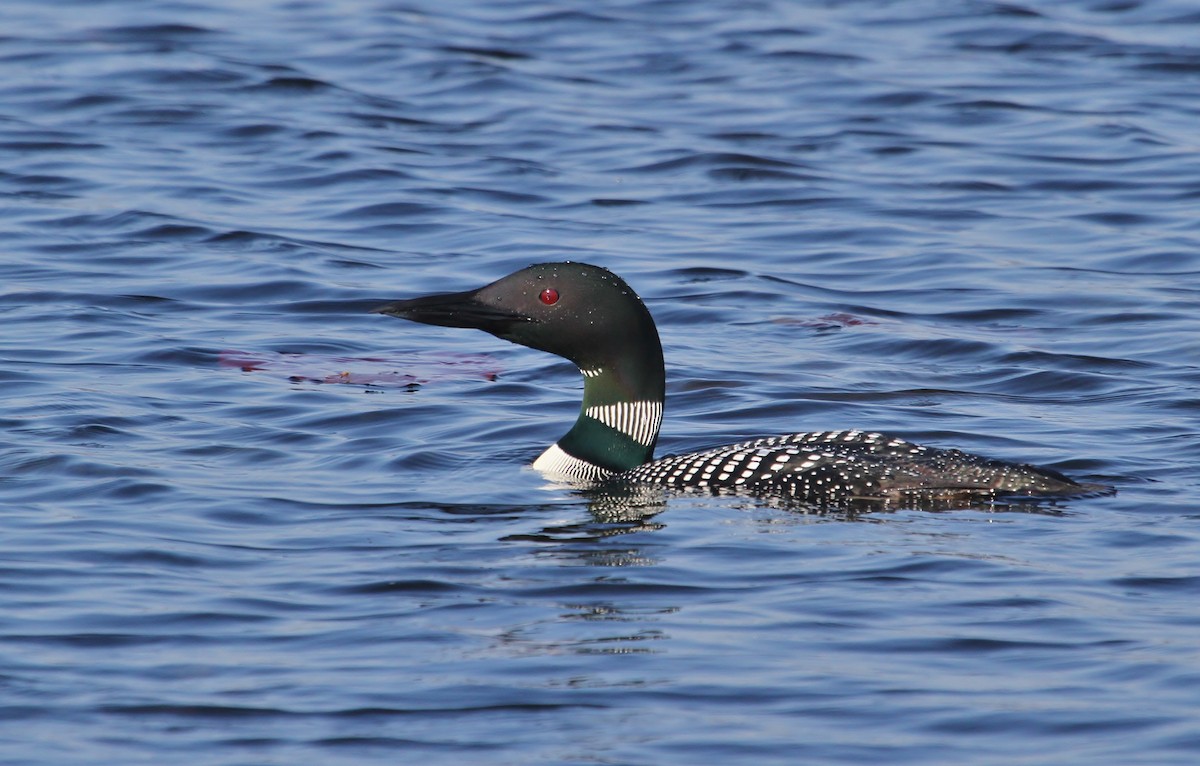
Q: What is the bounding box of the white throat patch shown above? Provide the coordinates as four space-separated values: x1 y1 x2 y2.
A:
531 443 614 483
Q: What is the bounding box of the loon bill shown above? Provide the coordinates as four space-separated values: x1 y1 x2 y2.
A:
373 262 1110 505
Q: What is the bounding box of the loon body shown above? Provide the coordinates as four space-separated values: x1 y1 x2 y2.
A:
375 262 1104 506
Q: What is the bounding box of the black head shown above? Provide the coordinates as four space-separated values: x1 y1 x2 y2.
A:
373 262 661 374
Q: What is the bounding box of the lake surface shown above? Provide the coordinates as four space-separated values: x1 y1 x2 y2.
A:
2 0 1199 763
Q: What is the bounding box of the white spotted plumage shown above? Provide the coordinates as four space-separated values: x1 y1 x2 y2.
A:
615 429 1085 503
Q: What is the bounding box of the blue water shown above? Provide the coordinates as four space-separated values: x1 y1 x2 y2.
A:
2 0 1199 763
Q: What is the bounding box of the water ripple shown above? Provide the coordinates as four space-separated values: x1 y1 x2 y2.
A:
1 0 1199 764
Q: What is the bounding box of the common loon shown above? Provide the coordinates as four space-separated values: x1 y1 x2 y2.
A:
374 262 1106 505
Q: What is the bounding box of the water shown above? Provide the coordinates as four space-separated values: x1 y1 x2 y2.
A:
2 0 1199 763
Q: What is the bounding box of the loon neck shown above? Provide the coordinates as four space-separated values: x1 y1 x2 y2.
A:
533 347 666 480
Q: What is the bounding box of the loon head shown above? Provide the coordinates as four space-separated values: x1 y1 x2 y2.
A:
374 262 658 376
374 262 666 479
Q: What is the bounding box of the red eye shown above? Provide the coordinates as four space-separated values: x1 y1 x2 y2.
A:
539 287 559 305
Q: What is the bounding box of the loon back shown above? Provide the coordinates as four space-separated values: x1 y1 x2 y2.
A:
374 262 1106 504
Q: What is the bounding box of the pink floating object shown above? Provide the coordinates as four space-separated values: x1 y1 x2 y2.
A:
218 350 500 387
773 312 878 329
